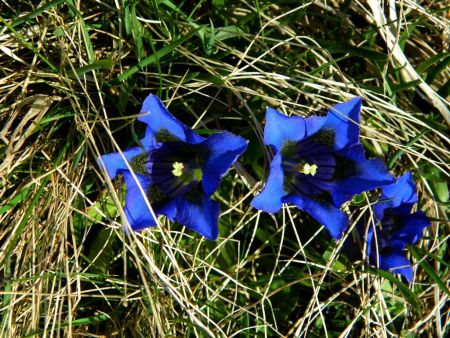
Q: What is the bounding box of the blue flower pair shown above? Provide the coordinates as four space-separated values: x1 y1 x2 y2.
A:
251 97 430 281
99 94 430 280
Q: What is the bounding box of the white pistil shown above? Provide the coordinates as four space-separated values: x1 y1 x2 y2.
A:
172 162 184 177
298 163 318 176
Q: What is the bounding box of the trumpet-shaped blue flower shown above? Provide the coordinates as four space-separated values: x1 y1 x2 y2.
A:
99 94 248 240
365 172 431 281
251 97 394 239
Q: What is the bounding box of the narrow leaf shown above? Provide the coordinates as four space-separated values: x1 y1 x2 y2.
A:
409 246 450 297
112 28 200 84
367 267 422 310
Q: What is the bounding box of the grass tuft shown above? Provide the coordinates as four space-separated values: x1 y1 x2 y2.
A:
0 1 448 336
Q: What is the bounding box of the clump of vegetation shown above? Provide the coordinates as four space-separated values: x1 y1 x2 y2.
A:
0 1 448 336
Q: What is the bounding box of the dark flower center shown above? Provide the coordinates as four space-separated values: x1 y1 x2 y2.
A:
130 141 203 202
374 208 404 255
147 141 203 198
281 136 337 200
379 209 404 235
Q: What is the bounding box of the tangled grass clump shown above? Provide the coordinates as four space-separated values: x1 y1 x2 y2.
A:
0 1 448 337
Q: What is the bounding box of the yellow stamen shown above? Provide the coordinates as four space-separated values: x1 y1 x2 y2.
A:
172 162 184 177
299 163 318 176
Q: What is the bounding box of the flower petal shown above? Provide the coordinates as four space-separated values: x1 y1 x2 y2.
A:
140 127 155 151
285 193 349 240
264 107 307 150
251 152 287 213
138 94 204 144
121 170 157 231
331 146 395 206
322 97 362 150
378 252 413 282
199 131 248 197
99 147 143 180
381 172 418 206
305 115 327 137
395 211 430 245
337 143 365 161
175 194 220 240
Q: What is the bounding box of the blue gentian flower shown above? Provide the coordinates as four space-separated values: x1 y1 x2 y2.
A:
251 97 395 239
99 94 248 240
365 172 431 281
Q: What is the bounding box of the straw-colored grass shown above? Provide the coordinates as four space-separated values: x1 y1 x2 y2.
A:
0 1 448 337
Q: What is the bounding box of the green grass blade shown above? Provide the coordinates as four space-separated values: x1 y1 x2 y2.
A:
112 27 200 84
367 267 422 311
0 15 57 71
71 59 114 76
387 130 429 169
11 0 66 28
409 246 450 297
0 187 32 215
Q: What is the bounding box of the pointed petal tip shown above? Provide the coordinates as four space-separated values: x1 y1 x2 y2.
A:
285 194 349 240
140 93 161 112
348 96 362 104
175 195 220 240
331 96 362 112
250 152 286 213
327 213 349 240
264 107 307 149
121 170 159 231
203 229 219 241
250 194 282 214
98 147 144 180
338 96 362 111
391 264 413 283
200 131 249 197
324 97 362 150
377 252 414 282
381 171 418 206
137 93 203 144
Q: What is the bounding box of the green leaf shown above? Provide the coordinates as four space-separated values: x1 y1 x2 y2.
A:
0 187 32 215
437 77 450 98
416 52 450 74
86 226 117 274
11 0 66 28
195 73 225 85
431 181 449 203
215 26 244 41
351 193 366 206
425 56 450 84
409 246 450 297
80 21 95 63
24 314 110 337
390 79 422 93
72 59 113 76
112 28 201 84
322 249 346 270
318 39 387 61
131 2 145 60
387 130 428 169
205 20 215 55
411 246 449 268
367 267 422 311
122 0 131 36
85 192 119 226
